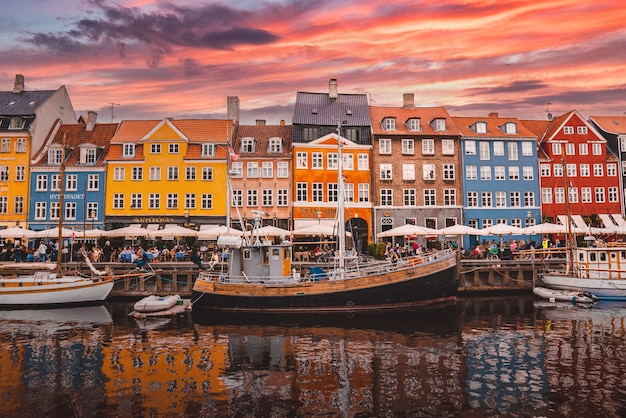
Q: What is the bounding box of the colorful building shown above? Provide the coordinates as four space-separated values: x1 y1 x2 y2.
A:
104 118 232 230
29 111 117 231
370 94 463 241
0 74 76 228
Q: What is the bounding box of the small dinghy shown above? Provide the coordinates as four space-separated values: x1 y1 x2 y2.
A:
533 286 598 304
134 295 182 313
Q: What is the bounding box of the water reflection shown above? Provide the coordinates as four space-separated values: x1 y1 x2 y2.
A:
0 297 625 417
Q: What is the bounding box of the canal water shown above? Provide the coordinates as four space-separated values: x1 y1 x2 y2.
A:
0 295 624 417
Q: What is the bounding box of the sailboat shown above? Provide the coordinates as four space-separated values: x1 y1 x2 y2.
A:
191 125 459 314
0 135 114 306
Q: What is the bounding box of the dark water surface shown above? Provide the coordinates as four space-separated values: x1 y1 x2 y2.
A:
0 296 625 417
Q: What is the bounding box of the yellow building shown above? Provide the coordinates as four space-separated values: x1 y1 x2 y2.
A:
105 118 233 229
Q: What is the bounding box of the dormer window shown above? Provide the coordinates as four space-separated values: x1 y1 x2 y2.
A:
474 122 487 134
268 138 282 153
240 138 256 153
48 148 63 165
122 143 135 158
407 118 421 132
383 118 396 131
502 122 517 134
432 118 446 132
201 143 215 157
9 117 24 130
86 148 97 164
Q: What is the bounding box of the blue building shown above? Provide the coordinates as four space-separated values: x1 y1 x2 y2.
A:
454 113 541 249
29 112 117 232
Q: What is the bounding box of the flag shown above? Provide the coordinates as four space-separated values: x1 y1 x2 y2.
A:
228 147 240 162
71 231 75 243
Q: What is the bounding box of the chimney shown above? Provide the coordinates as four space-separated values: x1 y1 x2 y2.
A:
86 111 97 131
329 79 338 100
403 93 415 109
256 119 266 126
227 96 240 123
280 120 285 126
13 74 24 94
488 112 499 118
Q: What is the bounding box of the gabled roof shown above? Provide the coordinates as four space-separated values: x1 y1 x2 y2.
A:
540 110 605 144
233 124 292 158
0 89 57 116
589 115 626 135
519 119 550 141
292 92 370 126
369 106 460 136
292 132 369 149
452 114 537 139
110 119 233 144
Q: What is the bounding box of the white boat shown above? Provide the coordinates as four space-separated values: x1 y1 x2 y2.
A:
533 286 597 304
134 294 182 313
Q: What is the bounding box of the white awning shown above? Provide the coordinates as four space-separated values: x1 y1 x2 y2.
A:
571 215 588 229
599 214 617 228
611 214 626 226
146 224 160 231
293 220 338 230
199 224 218 231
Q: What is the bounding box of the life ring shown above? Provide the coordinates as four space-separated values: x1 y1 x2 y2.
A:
346 300 355 308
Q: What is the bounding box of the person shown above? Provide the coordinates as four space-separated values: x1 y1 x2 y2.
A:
102 241 112 262
208 249 220 269
134 247 149 269
37 241 48 262
191 248 203 269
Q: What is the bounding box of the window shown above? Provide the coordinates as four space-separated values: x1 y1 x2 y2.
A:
35 202 46 219
201 143 215 157
578 126 588 134
132 167 143 181
496 191 506 207
607 163 617 176
167 193 178 209
49 202 59 220
467 191 478 207
579 143 588 155
66 174 77 191
268 138 282 153
87 203 98 220
503 122 517 134
444 189 456 206
541 188 553 204
424 189 436 206
509 166 519 180
114 167 125 181
358 184 369 202
443 164 455 180
151 144 161 154
422 139 434 155
1 138 9 152
510 191 521 207
381 189 393 206
552 143 562 155
130 193 142 209
357 154 368 170
122 143 135 157
169 143 179 154
432 118 446 132
402 139 414 155
241 138 255 153
277 162 288 178
296 183 307 202
379 139 392 154
186 166 196 181
150 166 161 181
407 118 421 131
523 166 534 180
564 126 574 134
480 166 491 180
466 165 477 180
36 175 48 191
565 143 575 155
16 138 26 153
277 189 288 206
508 142 519 160
494 166 505 180
568 187 578 203
474 122 487 134
327 153 338 170
540 164 551 177
185 193 196 209
593 164 603 177
15 166 25 182
9 117 24 130
465 140 476 155
85 148 97 164
168 166 179 180
479 142 490 160
50 174 60 191
149 193 160 209
113 194 124 209
246 162 259 178
441 139 454 155
302 127 319 141
342 153 354 170
87 174 99 191
328 183 338 202
262 162 273 178
0 196 7 214
403 164 415 181
521 142 533 156
581 187 592 203
481 192 492 207
312 152 323 169
595 187 605 203
202 194 213 209
312 183 323 202
380 164 392 180
580 164 590 176
566 164 577 177
592 143 602 155
493 141 504 156
65 202 77 220
383 118 396 130
296 152 308 168
231 162 243 178
554 164 563 176
345 183 354 202
524 191 535 207
555 188 564 203
511 218 522 228
423 164 435 180
403 189 416 206
232 190 243 207
262 189 273 207
48 148 63 164
609 187 618 202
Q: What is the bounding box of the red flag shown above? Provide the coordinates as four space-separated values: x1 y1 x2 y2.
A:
228 147 240 162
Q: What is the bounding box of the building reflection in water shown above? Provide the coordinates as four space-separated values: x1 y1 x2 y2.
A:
1 298 625 416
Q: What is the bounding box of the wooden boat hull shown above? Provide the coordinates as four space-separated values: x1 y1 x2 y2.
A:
0 276 114 305
192 253 458 313
540 274 626 301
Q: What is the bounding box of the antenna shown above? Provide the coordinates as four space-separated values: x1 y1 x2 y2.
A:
108 102 120 122
546 102 553 120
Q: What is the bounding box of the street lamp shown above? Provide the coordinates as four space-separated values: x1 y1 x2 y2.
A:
317 210 322 224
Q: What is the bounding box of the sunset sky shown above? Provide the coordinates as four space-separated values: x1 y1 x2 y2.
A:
2 0 625 124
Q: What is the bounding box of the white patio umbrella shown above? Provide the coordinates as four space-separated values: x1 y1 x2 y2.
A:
292 224 352 237
252 225 291 237
150 225 199 238
523 222 585 235
197 225 244 239
103 225 150 238
82 228 106 238
34 227 75 238
0 226 37 239
377 224 438 238
480 224 526 236
604 224 626 235
437 224 482 236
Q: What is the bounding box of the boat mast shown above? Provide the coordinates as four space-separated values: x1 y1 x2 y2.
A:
57 134 66 274
561 155 574 273
336 122 346 275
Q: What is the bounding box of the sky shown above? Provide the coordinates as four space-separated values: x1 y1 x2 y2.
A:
2 0 626 125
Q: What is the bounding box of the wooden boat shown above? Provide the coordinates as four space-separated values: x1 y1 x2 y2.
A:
134 294 182 313
533 286 597 304
192 125 459 314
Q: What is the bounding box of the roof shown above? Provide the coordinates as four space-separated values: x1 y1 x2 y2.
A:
369 105 461 136
110 118 233 144
0 89 57 116
452 114 537 139
589 115 626 135
540 110 606 144
292 92 371 126
519 119 550 141
233 124 292 158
